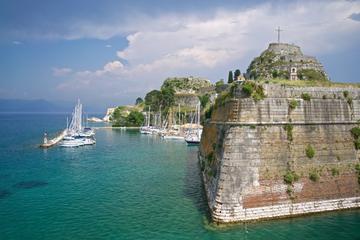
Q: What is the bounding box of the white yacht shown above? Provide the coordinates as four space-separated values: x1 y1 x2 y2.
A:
60 136 85 147
59 99 96 147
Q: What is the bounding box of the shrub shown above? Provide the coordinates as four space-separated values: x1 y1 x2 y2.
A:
198 94 210 108
242 83 254 96
207 152 215 164
301 93 311 101
286 185 293 195
356 163 360 172
343 91 349 98
272 70 279 78
284 124 294 142
205 105 213 119
309 170 320 182
215 91 232 107
283 171 299 185
354 139 360 150
347 97 353 106
242 81 266 101
289 99 298 111
215 80 225 93
355 164 360 184
351 127 360 139
305 145 315 159
331 167 339 177
298 69 327 81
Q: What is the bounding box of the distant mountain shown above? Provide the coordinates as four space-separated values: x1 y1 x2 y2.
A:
0 99 72 113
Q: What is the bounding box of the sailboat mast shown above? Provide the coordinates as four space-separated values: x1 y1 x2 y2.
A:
178 104 180 125
159 105 162 128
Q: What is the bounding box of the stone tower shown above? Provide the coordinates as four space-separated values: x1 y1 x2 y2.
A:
246 43 328 81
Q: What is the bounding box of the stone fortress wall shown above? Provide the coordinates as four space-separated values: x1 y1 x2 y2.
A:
199 84 360 223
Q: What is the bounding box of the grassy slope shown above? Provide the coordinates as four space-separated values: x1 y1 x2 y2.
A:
258 78 360 88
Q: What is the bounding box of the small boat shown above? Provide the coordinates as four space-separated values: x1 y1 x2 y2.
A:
60 135 95 147
81 137 96 145
59 136 85 147
162 135 185 140
140 126 152 134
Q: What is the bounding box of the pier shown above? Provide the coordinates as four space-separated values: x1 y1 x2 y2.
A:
40 130 67 148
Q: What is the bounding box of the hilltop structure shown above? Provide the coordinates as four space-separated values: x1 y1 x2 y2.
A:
246 42 328 81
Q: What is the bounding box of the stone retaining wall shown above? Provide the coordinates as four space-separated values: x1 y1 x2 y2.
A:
200 84 360 223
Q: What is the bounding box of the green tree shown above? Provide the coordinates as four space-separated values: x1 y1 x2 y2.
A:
135 97 143 105
111 106 127 127
215 79 225 93
234 69 241 80
160 87 175 111
125 110 145 126
144 90 162 111
228 71 233 83
198 94 210 108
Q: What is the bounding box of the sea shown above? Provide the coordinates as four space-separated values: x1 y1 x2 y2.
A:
0 113 359 240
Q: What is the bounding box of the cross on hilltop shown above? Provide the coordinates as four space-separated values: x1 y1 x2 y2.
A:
275 26 283 43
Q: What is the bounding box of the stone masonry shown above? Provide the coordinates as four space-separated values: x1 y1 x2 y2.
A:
199 84 360 223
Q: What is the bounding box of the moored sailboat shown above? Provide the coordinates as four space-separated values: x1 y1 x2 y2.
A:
60 99 96 147
185 102 202 145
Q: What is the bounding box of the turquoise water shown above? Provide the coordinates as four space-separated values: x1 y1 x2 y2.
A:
0 113 359 239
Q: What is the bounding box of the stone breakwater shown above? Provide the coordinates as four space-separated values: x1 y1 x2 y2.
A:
199 84 360 223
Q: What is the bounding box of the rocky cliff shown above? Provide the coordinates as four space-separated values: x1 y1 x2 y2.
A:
199 83 360 223
161 76 213 108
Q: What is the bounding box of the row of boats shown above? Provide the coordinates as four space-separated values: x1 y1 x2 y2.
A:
44 100 202 147
59 100 96 147
140 103 203 145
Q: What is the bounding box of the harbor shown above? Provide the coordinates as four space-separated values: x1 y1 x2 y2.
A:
40 99 96 148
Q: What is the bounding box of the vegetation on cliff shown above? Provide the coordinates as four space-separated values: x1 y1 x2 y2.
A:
161 76 211 93
305 145 315 159
241 81 266 101
350 127 360 150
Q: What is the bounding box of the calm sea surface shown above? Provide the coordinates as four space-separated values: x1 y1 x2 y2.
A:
0 113 359 240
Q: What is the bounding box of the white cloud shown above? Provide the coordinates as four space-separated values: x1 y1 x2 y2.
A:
56 0 360 105
12 41 22 45
105 44 112 48
52 67 73 77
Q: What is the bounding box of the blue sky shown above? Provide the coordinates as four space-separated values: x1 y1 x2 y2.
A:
1 0 360 111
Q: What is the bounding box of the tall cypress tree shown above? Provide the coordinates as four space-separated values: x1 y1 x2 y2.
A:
228 71 233 83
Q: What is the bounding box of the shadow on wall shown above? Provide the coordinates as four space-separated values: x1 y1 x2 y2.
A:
182 147 211 220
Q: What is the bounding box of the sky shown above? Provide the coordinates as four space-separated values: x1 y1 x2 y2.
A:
1 0 360 111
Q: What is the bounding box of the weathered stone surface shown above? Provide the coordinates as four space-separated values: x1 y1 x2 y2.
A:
200 84 360 223
246 43 327 80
